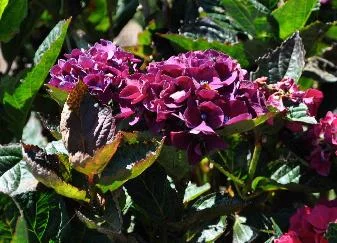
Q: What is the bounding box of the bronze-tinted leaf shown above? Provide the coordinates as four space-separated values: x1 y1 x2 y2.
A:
22 144 89 202
60 82 122 175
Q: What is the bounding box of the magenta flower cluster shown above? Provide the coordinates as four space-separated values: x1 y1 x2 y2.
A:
305 112 337 176
118 50 267 163
256 77 322 117
49 39 140 104
275 200 337 243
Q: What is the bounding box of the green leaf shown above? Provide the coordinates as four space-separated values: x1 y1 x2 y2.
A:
0 0 27 42
186 216 227 242
15 191 70 242
22 112 48 148
0 0 9 19
270 164 301 184
0 193 20 241
60 81 122 175
184 182 211 204
45 84 68 107
0 144 38 196
2 19 70 138
157 145 190 181
252 32 305 83
221 112 274 136
271 0 318 39
160 34 250 67
22 144 89 202
326 223 337 243
232 215 257 243
220 0 272 38
98 135 164 192
287 103 317 124
11 216 29 243
125 164 183 223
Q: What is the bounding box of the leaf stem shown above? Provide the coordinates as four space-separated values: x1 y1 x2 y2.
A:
248 135 262 180
211 160 244 186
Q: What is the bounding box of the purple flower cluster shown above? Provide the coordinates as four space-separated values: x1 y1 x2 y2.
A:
119 50 267 163
305 112 337 176
49 40 140 104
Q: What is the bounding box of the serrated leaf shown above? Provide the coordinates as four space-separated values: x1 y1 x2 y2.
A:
252 32 305 83
271 0 318 39
98 135 164 192
160 34 250 67
0 0 27 42
222 112 274 136
11 216 28 243
233 215 257 243
287 103 317 124
2 19 70 138
326 223 337 242
0 144 38 196
22 144 89 202
0 0 9 19
60 82 122 175
184 182 211 204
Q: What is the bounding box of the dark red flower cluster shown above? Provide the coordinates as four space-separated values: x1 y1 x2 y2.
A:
119 50 267 163
305 111 337 176
275 200 337 243
49 39 140 104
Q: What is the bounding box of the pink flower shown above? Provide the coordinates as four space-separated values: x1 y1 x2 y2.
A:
274 231 301 243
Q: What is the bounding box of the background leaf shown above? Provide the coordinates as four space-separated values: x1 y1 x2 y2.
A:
271 0 318 39
2 18 70 138
232 215 257 243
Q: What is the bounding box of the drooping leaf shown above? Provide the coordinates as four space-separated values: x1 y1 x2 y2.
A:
0 0 27 42
97 134 164 192
0 144 37 196
271 0 318 39
326 223 337 242
0 0 9 20
160 34 250 67
232 215 257 243
183 182 211 204
220 0 272 38
22 144 89 202
221 112 274 136
2 19 70 138
287 103 317 124
252 32 305 83
11 216 29 243
60 81 122 175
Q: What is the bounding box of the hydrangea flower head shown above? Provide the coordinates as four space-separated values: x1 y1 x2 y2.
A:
49 39 140 104
119 50 267 163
